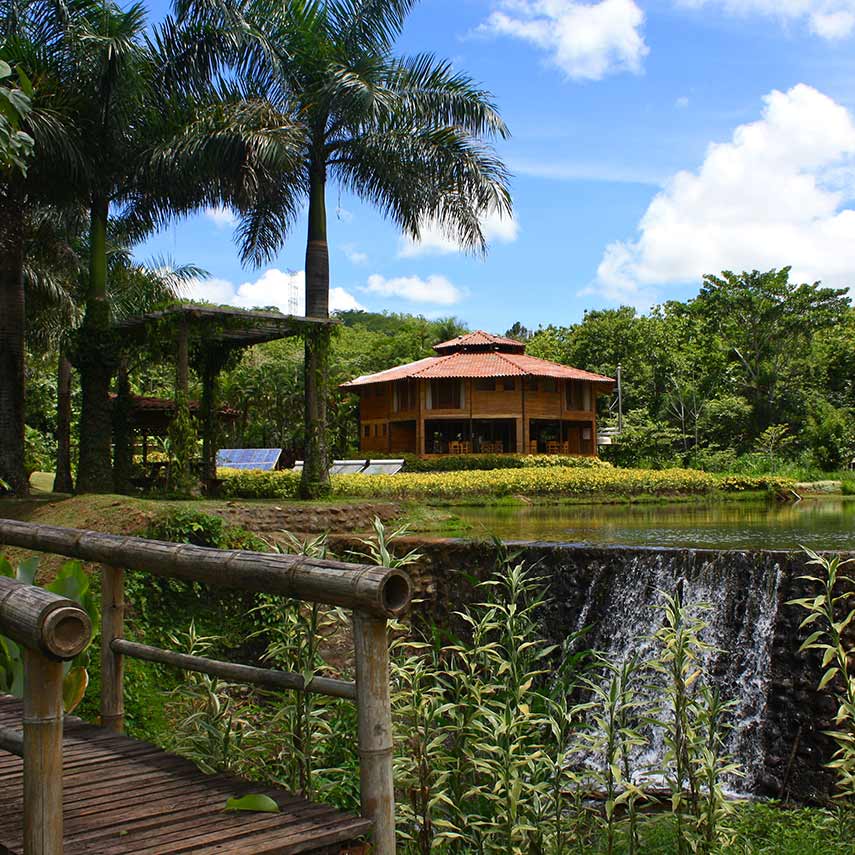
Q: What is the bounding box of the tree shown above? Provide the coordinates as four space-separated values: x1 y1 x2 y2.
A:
694 269 850 435
0 6 84 494
66 1 304 492
178 0 511 497
0 59 33 174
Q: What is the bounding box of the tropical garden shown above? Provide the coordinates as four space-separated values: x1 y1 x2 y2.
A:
2 2 855 854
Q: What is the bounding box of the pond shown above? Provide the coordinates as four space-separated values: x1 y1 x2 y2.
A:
452 497 855 550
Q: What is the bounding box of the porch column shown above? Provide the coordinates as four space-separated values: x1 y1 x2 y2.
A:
176 318 189 397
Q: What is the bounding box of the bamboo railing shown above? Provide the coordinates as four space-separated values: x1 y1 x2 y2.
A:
0 575 93 855
0 518 412 855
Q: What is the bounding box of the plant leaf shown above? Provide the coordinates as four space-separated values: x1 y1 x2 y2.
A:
224 794 280 813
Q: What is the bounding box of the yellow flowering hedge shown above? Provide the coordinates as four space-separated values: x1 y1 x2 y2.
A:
219 466 795 501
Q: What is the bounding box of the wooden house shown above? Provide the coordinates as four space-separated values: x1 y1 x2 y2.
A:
341 331 615 456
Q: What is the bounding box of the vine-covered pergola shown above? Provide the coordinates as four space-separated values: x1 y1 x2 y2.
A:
113 304 333 490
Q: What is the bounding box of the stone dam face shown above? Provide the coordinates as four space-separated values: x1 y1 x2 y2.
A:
331 536 854 802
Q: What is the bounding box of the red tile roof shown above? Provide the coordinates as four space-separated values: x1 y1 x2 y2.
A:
340 351 615 387
433 330 526 353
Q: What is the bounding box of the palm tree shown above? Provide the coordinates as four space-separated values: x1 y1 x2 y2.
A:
0 2 85 495
176 0 512 497
71 2 308 492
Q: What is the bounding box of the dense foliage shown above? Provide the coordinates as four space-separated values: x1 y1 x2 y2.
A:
525 268 854 471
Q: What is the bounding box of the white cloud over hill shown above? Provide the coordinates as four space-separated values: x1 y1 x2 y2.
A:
364 274 464 304
595 84 855 305
187 269 364 314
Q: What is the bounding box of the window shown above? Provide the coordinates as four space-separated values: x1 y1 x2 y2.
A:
475 378 495 392
524 378 538 392
394 380 417 412
428 379 463 409
541 378 557 393
364 424 370 438
382 423 387 437
567 381 593 411
502 378 515 392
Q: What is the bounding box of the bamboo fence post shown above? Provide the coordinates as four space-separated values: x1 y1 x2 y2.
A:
353 610 395 855
100 567 124 733
23 648 64 855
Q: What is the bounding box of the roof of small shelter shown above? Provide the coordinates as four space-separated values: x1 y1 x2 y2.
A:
340 330 615 388
113 394 238 434
115 303 334 347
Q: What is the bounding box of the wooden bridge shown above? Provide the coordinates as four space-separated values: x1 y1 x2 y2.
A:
0 519 412 855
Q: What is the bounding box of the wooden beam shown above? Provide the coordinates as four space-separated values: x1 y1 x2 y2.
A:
0 520 412 618
176 318 189 397
0 725 23 756
100 567 124 733
112 638 357 700
353 611 395 855
0 576 91 659
23 649 64 855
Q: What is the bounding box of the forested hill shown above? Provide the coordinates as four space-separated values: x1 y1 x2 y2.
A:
22 268 855 476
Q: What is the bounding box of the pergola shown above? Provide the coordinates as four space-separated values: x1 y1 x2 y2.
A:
114 304 334 488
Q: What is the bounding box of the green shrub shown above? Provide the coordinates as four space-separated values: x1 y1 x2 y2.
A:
146 508 264 550
219 467 301 500
398 453 610 473
218 465 794 501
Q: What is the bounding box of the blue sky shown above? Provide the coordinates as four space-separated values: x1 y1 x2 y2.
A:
140 0 855 331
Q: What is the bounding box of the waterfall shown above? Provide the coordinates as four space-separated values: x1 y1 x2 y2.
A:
565 549 783 794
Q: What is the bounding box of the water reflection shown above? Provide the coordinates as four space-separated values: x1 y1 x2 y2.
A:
454 497 855 549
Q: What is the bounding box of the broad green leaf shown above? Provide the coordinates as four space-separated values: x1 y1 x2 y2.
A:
224 794 279 813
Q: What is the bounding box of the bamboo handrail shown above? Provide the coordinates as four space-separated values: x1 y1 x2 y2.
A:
0 726 23 756
0 519 411 617
111 638 357 700
0 578 91 855
0 576 92 660
0 518 403 855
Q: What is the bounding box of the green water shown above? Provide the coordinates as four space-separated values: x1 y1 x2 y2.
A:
452 497 855 550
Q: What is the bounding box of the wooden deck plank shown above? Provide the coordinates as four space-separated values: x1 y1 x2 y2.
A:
0 696 371 855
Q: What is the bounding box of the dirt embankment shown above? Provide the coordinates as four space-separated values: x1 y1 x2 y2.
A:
0 494 403 577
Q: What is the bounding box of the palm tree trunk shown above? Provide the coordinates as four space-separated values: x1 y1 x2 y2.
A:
76 195 115 493
53 348 74 494
300 161 331 499
0 183 28 496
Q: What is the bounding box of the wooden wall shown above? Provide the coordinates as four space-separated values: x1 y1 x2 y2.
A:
355 378 602 456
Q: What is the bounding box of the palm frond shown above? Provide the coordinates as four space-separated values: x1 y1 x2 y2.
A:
329 0 417 53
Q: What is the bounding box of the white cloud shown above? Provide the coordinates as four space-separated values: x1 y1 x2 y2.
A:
204 206 238 229
594 84 855 307
677 1 855 39
479 0 648 81
343 243 369 265
186 268 364 314
364 274 464 305
675 96 690 109
399 209 520 257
